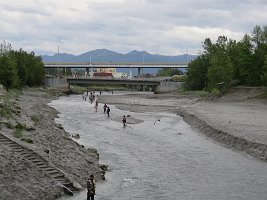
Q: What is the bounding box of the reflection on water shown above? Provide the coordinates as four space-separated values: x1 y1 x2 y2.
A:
50 93 267 200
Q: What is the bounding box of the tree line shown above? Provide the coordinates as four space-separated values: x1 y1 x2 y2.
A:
0 41 45 90
185 25 267 92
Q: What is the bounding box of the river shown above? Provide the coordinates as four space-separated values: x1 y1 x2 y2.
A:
49 93 267 200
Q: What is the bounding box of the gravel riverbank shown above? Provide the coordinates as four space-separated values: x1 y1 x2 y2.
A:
99 87 267 162
0 87 105 200
0 86 266 199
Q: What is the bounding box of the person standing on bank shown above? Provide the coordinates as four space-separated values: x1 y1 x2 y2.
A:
87 174 96 200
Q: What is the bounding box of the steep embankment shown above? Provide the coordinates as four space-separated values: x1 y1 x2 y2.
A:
0 87 106 200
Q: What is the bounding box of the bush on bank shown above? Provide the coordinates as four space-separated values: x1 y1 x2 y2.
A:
0 41 45 90
185 25 267 93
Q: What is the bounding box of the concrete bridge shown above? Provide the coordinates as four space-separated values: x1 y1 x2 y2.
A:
44 62 188 68
44 62 188 78
45 77 182 93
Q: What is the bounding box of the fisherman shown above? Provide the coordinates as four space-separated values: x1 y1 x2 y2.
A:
122 115 126 127
103 103 107 113
106 107 110 117
87 174 96 200
89 92 94 104
95 95 99 112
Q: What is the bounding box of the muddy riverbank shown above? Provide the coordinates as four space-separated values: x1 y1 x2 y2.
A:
99 87 267 162
0 87 105 200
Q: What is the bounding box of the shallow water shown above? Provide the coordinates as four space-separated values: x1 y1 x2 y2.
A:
50 93 267 200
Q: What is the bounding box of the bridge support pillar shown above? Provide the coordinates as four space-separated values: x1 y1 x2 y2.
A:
86 67 90 76
129 67 132 79
138 68 141 77
90 66 94 77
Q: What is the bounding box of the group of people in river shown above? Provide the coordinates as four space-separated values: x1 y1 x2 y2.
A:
82 91 128 199
81 91 116 120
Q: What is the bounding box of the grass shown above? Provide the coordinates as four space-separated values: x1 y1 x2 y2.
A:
177 89 210 97
0 89 22 119
31 115 40 124
6 122 14 129
14 128 23 138
0 105 13 118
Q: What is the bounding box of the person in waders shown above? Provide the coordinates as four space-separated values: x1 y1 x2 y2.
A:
122 115 126 127
103 103 107 113
87 174 96 200
106 107 110 117
95 95 99 112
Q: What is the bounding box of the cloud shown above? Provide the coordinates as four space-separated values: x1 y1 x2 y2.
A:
0 0 266 55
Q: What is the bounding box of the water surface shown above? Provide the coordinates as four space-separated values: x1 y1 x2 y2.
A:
50 94 267 200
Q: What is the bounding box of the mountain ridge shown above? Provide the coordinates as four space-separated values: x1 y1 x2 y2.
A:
42 49 197 63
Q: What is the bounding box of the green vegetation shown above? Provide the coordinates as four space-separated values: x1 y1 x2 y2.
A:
0 41 45 90
14 128 23 138
157 68 183 77
31 115 41 124
185 25 267 93
6 122 14 129
171 75 187 82
0 91 14 119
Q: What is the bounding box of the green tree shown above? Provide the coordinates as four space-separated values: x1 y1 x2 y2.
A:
208 50 233 89
25 52 45 86
0 41 45 89
0 54 19 89
185 55 209 90
10 49 29 86
251 25 267 85
264 55 267 85
238 34 254 84
0 41 12 55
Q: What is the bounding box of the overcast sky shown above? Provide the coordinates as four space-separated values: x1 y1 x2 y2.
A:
1 0 267 55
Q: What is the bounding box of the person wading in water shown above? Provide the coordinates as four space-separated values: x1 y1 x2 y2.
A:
122 115 126 127
106 107 110 117
103 103 107 113
87 174 96 200
95 95 99 112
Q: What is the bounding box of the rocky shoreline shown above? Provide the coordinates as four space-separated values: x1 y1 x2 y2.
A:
0 87 106 200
